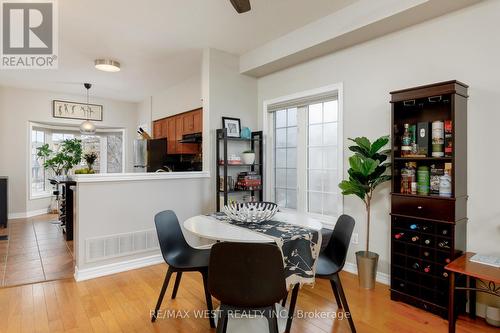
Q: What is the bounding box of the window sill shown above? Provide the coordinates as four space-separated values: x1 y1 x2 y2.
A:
30 192 51 200
278 208 337 229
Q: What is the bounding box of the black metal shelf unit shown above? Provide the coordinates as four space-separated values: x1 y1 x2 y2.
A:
216 129 264 211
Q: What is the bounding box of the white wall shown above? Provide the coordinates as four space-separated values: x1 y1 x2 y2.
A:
151 75 202 120
203 48 258 208
257 0 500 280
0 86 139 216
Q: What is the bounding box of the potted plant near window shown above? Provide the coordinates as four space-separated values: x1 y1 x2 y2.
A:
37 138 83 176
83 152 98 174
339 136 391 289
241 149 256 165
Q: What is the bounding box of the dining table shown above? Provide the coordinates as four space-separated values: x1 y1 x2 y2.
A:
183 211 324 333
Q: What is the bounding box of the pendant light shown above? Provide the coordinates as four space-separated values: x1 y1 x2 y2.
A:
80 83 96 135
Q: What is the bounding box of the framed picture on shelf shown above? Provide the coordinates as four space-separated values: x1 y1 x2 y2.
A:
222 117 241 138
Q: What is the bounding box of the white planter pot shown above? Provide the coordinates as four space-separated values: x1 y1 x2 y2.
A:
241 153 255 165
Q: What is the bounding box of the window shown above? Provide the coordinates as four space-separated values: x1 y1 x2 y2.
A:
268 87 343 224
274 108 298 209
29 124 125 198
31 129 46 195
307 101 339 217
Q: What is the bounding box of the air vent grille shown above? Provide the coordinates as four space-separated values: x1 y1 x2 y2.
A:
85 229 159 263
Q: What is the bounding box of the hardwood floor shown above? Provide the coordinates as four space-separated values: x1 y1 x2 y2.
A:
0 263 495 333
0 215 74 287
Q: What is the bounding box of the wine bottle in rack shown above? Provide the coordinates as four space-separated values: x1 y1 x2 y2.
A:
394 232 405 240
410 224 418 230
411 235 419 242
424 265 431 273
442 272 449 278
444 258 451 264
438 240 450 249
412 262 420 270
424 238 432 245
423 250 431 258
441 229 449 236
422 225 430 232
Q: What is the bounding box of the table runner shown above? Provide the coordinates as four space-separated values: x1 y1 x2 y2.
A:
210 212 322 288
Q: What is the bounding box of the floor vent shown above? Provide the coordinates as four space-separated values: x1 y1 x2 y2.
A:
86 229 159 263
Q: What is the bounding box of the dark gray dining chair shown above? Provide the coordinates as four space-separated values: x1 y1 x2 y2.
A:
284 214 356 333
151 210 215 328
209 242 288 333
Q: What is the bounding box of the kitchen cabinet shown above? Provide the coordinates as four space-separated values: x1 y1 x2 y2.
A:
153 108 202 155
153 121 163 138
183 112 195 134
166 118 177 153
193 110 202 133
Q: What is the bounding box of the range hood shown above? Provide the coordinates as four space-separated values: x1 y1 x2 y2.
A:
179 132 202 143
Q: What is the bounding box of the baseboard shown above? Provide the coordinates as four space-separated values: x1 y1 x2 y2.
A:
342 261 390 285
8 208 50 219
74 254 164 282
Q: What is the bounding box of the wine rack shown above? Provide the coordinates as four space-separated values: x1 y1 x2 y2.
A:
390 81 468 318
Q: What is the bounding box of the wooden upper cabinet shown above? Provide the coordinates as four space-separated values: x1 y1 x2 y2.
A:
193 109 202 133
153 121 163 138
153 108 203 154
166 118 177 154
183 112 195 134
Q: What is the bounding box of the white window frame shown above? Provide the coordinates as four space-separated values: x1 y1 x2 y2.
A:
263 83 344 228
28 122 126 200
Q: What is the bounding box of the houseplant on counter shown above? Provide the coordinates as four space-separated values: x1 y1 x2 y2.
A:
37 138 83 176
83 152 98 173
339 136 391 289
241 150 256 165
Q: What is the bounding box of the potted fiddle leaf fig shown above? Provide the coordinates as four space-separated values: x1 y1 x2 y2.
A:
339 136 391 289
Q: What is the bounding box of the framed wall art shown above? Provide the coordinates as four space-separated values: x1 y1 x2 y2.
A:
53 100 103 121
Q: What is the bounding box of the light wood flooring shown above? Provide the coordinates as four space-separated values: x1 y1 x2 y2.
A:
0 262 496 332
0 214 74 287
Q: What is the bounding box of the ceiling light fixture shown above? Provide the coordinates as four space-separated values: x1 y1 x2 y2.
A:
94 59 121 72
80 83 96 135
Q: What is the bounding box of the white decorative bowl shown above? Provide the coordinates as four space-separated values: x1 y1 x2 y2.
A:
223 202 278 223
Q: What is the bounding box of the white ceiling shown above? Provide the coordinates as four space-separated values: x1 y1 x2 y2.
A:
0 0 356 102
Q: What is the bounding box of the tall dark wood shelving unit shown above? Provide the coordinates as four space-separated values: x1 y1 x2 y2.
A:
216 129 264 212
390 81 468 318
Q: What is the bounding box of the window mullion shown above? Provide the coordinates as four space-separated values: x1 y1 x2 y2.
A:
296 106 308 214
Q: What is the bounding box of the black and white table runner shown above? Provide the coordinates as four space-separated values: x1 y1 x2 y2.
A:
210 213 322 288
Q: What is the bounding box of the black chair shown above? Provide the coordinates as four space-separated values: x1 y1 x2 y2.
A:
209 242 288 333
284 214 356 333
151 210 215 328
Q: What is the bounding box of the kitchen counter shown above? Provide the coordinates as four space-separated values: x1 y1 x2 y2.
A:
72 170 211 281
73 171 209 183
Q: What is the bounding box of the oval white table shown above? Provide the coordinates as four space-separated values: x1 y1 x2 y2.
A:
183 212 324 333
183 211 323 243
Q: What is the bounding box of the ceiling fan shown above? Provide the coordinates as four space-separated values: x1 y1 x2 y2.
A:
230 0 251 13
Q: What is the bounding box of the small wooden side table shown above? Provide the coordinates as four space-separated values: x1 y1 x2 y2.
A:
445 252 500 333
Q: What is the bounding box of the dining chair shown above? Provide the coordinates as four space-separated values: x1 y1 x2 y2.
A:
284 214 356 333
151 210 215 328
209 242 288 333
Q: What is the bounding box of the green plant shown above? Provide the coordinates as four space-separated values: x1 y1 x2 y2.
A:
83 152 98 170
37 138 83 175
338 136 391 253
242 150 254 154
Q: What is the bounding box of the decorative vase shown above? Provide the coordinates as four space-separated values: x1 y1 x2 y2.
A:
355 250 379 289
241 152 255 165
